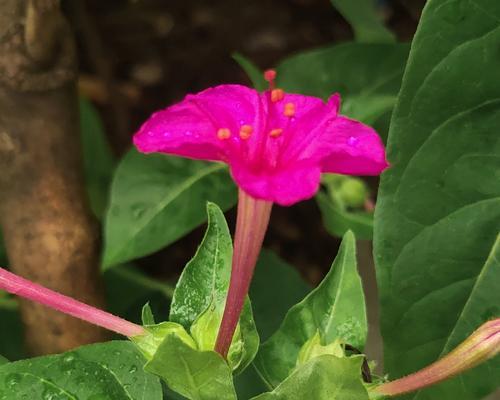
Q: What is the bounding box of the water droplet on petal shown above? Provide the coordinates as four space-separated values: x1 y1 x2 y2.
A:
347 136 358 146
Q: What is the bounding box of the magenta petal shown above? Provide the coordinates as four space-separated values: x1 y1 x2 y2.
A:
134 84 261 161
315 116 389 175
230 161 321 206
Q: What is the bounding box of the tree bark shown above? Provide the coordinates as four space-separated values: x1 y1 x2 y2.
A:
0 0 107 354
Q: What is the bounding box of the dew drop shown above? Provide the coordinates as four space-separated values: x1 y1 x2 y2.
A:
5 373 21 388
131 204 146 219
128 365 138 374
62 354 75 363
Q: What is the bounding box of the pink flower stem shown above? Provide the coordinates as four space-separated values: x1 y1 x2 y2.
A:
0 267 145 337
215 189 273 357
374 319 500 396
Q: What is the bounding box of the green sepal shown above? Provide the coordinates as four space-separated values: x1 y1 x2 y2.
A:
144 334 237 400
131 321 196 361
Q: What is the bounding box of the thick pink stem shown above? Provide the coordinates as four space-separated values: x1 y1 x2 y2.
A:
375 319 500 396
215 189 272 357
0 267 144 337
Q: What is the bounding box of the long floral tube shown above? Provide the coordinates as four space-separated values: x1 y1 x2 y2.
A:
0 267 145 337
374 319 500 396
215 189 272 357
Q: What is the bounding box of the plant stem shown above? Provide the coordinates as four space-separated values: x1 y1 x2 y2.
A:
215 189 272 357
0 267 145 337
374 319 500 396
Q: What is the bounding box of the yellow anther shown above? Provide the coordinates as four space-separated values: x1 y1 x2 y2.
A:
269 128 283 138
217 128 231 140
283 102 295 117
271 89 285 103
239 125 253 139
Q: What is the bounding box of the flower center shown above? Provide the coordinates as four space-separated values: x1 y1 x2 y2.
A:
215 70 297 169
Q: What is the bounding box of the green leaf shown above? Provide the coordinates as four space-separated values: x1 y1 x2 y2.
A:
250 250 311 342
255 232 367 388
374 1 500 399
316 192 373 240
252 355 369 400
79 97 116 220
276 42 409 136
232 53 267 91
0 355 8 366
330 0 395 43
103 149 237 267
0 341 162 399
170 203 259 374
145 334 237 400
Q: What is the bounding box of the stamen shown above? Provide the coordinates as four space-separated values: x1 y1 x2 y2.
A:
271 89 284 103
239 125 253 139
269 128 283 138
217 128 231 140
284 102 295 117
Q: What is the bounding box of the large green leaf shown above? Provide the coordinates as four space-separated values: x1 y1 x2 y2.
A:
251 355 369 400
145 334 237 400
330 0 395 43
103 149 237 267
255 232 367 388
0 355 7 365
0 341 162 399
170 203 258 374
276 42 409 135
374 1 500 399
80 97 116 220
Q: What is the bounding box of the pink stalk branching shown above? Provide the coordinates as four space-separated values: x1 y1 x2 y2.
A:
0 267 145 337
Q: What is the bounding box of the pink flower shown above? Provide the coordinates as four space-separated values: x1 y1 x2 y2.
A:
133 72 388 206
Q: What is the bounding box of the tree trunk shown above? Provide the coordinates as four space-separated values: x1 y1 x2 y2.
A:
0 0 107 354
